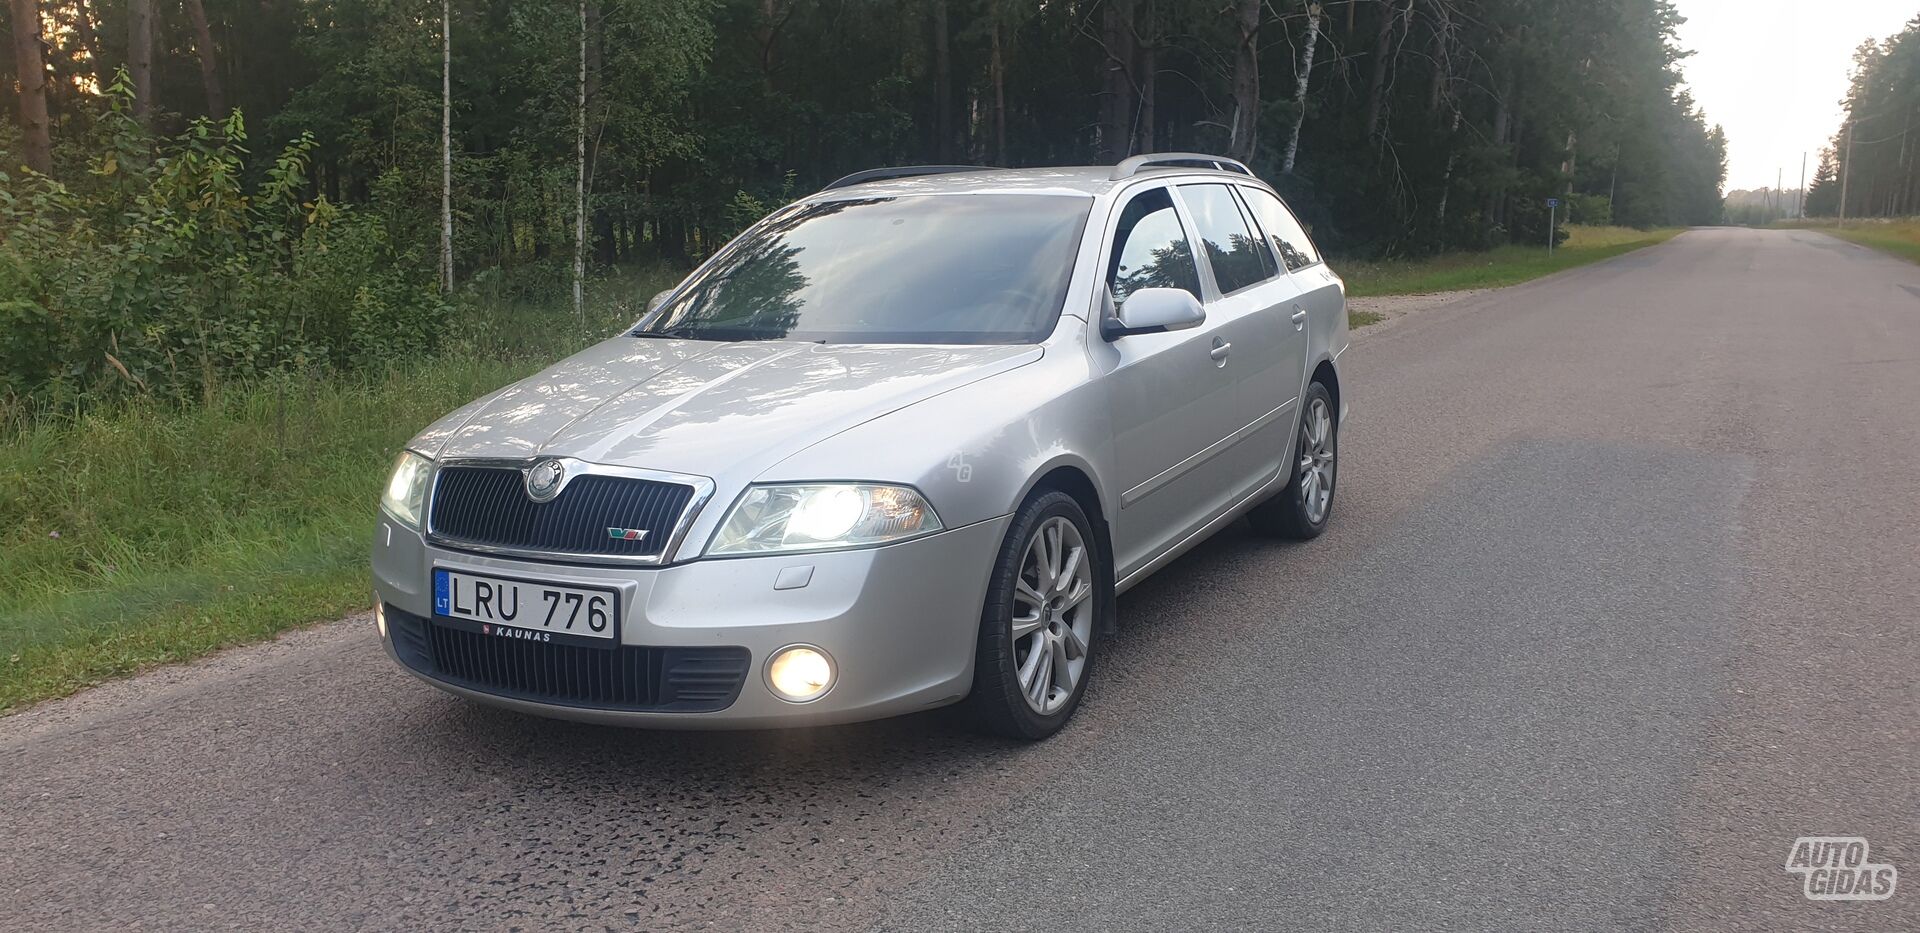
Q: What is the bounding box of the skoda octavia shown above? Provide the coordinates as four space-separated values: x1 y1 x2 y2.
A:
373 154 1349 739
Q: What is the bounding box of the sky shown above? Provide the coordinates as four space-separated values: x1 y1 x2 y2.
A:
1672 0 1919 192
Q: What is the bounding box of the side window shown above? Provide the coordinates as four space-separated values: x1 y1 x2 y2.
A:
1106 188 1201 305
1241 187 1322 272
1179 183 1277 294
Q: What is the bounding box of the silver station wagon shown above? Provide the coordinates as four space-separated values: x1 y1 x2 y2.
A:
373 153 1349 739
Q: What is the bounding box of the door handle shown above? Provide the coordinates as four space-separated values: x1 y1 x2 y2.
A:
1209 339 1232 361
1290 307 1308 330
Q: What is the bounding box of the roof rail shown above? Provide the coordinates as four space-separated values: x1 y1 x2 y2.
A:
821 165 998 192
1109 152 1253 181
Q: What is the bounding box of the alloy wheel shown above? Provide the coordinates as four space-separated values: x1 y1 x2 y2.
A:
1010 516 1095 715
1298 396 1335 524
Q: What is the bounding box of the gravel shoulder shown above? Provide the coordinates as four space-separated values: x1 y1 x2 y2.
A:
1347 287 1498 335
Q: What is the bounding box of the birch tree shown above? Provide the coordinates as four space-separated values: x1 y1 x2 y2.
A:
1281 3 1320 175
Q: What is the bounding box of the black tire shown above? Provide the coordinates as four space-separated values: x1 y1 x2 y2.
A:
958 489 1108 740
1248 380 1337 540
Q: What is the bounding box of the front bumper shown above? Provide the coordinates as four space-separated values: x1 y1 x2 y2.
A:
371 514 1009 728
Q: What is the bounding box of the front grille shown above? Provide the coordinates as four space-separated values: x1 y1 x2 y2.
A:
385 605 751 712
428 465 695 561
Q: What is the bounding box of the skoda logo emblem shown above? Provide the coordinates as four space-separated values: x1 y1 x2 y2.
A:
525 459 566 502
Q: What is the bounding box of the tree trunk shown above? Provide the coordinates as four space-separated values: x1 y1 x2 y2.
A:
1426 1 1449 118
989 15 1006 164
1485 65 1513 234
440 0 454 292
9 0 52 173
1561 129 1577 196
128 0 154 124
931 0 952 161
1134 38 1155 155
1281 3 1321 174
1098 0 1136 161
572 0 587 316
1435 108 1462 232
182 0 227 117
70 0 109 91
1361 0 1401 140
1225 0 1261 163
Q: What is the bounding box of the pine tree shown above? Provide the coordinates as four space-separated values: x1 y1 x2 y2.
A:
8 0 53 173
1805 150 1841 217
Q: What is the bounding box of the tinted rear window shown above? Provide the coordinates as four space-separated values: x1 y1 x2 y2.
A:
1179 184 1277 294
1241 187 1322 271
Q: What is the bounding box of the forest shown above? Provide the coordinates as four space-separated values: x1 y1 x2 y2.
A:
2 0 1728 410
1806 15 1920 220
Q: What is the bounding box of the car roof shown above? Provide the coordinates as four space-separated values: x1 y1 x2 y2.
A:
803 165 1266 202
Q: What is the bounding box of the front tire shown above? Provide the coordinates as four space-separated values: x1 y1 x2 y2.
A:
959 490 1105 740
1248 380 1337 539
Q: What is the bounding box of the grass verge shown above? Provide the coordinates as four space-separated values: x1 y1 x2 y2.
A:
0 267 677 713
1339 225 1683 298
1788 219 1920 264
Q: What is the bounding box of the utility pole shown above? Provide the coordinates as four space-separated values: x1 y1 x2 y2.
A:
1775 167 1782 222
440 0 454 293
572 0 588 318
1798 151 1807 219
1838 120 1854 228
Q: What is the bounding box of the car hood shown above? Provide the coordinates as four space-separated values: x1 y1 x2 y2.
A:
412 337 1043 477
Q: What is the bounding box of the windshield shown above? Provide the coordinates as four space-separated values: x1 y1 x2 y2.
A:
635 194 1091 344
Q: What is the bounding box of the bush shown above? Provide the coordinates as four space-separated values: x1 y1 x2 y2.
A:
0 79 444 410
1568 193 1613 226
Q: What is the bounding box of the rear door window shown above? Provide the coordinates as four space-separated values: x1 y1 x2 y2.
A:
1178 183 1278 295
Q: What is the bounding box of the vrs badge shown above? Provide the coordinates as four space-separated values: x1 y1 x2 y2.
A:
607 527 649 542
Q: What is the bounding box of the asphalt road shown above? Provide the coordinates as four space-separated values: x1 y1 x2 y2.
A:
4 227 1916 932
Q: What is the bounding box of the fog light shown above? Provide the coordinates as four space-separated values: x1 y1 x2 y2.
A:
767 645 835 703
374 599 388 638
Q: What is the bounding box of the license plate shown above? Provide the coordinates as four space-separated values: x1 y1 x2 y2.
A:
433 569 618 646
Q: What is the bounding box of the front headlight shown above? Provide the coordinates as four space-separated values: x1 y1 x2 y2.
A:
380 450 435 529
708 483 943 556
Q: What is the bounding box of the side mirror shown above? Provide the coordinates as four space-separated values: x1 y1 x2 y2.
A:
1102 287 1206 340
646 289 675 314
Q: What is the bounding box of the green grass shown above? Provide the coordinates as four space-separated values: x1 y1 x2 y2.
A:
0 266 679 713
1339 225 1683 298
1346 309 1385 328
1788 218 1920 264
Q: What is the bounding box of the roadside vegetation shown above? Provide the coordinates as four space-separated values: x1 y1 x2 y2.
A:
2 0 1729 710
0 269 674 712
1789 219 1920 265
1340 225 1683 298
1782 19 1920 237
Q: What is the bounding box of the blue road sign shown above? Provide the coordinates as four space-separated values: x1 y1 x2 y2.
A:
1546 197 1560 208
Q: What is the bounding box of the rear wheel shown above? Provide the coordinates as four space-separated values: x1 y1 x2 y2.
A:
959 490 1104 740
1248 380 1337 539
